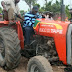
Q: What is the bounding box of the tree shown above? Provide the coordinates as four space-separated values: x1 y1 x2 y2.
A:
45 0 47 5
65 5 71 19
39 0 71 19
22 0 38 10
44 0 61 13
39 7 45 12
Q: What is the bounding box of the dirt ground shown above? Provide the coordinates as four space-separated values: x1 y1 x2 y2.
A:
0 56 66 72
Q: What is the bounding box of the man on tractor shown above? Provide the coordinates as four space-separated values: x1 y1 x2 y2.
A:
23 6 42 47
1 0 24 24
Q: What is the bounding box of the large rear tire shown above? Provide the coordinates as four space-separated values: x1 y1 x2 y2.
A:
27 56 53 72
0 27 21 70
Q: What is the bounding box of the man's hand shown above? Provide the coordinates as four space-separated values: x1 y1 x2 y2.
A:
18 14 24 21
8 20 18 26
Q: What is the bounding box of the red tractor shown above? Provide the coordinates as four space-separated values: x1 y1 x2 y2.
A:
0 20 53 72
0 7 72 72
0 15 72 72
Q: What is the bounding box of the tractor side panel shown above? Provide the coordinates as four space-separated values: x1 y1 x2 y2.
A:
16 22 24 50
34 19 70 64
54 33 67 64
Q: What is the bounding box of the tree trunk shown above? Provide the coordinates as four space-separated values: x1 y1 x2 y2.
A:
45 0 47 5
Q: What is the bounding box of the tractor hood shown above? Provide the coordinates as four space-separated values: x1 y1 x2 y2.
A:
33 19 70 36
33 18 71 65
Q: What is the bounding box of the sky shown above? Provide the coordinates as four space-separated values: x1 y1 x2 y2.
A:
0 0 72 11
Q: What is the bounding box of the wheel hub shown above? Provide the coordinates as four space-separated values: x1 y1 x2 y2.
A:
30 64 40 72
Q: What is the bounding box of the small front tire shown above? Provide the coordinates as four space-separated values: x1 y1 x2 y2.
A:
27 56 53 72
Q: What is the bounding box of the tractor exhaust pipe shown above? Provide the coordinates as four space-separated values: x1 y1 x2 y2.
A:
61 0 65 21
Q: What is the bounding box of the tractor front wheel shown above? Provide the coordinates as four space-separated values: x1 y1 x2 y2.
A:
27 56 53 72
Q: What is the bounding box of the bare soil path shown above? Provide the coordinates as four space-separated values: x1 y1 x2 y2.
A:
0 56 67 72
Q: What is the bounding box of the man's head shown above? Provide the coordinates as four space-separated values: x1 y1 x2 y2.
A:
32 6 39 15
15 0 20 4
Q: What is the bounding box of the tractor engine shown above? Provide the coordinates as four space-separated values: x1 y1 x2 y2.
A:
35 35 58 62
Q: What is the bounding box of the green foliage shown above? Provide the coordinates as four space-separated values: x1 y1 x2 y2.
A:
0 7 2 13
40 0 70 19
39 7 45 12
31 0 38 6
23 0 38 10
20 10 24 14
23 0 70 19
38 0 61 13
44 0 61 13
20 10 24 17
65 5 71 19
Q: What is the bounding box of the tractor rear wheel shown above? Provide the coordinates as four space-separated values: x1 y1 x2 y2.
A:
27 56 53 72
0 27 21 70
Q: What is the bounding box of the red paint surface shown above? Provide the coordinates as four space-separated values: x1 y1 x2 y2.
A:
34 19 70 64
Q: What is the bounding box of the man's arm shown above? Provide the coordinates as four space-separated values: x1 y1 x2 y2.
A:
15 13 24 21
18 14 24 21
